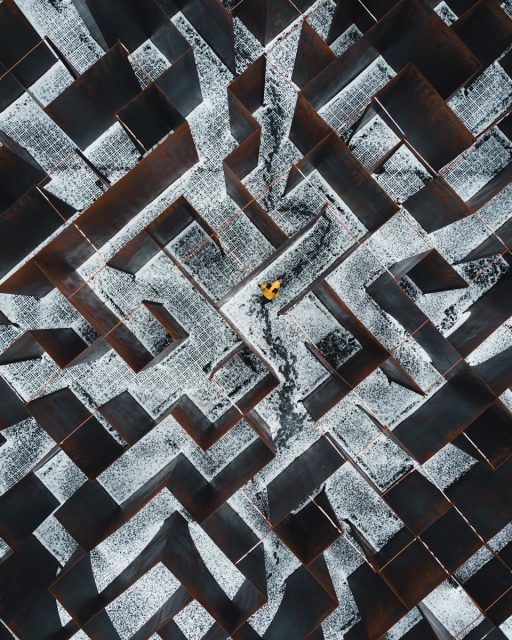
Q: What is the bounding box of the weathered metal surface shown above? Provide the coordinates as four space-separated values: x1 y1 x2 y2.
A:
0 0 512 638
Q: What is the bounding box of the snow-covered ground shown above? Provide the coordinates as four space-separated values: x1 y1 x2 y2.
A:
1 0 512 638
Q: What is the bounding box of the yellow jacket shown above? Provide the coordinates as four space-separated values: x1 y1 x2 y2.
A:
260 280 281 301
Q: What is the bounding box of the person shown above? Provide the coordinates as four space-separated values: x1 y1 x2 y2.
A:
259 279 281 304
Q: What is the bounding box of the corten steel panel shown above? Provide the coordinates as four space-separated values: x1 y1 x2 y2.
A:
1 0 512 636
372 528 416 570
367 272 466 374
72 0 170 52
226 100 259 151
0 260 55 298
45 43 141 149
107 232 161 274
167 438 275 522
267 437 344 526
466 161 512 212
98 391 156 445
106 192 223 274
53 273 120 333
327 0 379 42
224 134 266 198
36 224 96 272
407 250 468 294
27 388 92 442
327 0 440 37
0 66 25 112
347 562 408 640
462 401 512 469
365 0 482 98
117 83 182 150
375 64 475 170
76 121 198 247
501 49 512 81
164 454 216 523
201 502 261 568
290 0 318 9
161 513 266 634
452 0 512 68
380 540 447 608
0 137 46 212
467 244 509 299
106 323 154 372
0 0 56 85
60 416 124 478
302 370 352 420
474 344 512 397
50 546 120 625
0 0 40 63
0 538 62 640
148 196 211 244
274 499 341 564
448 270 512 357
165 0 236 73
224 55 289 249
28 225 158 373
487 592 512 627
448 0 481 11
142 301 188 340
420 507 482 572
404 177 472 232
292 22 336 89
64 337 112 369
223 132 258 185
465 556 512 610
208 440 274 513
7 42 57 88
151 11 191 62
147 195 221 251
0 474 60 549
0 188 64 279
0 328 89 368
384 470 451 534
288 131 399 230
54 481 122 551
171 373 278 449
305 0 481 112
313 282 388 351
394 362 497 463
228 55 265 141
301 37 381 111
499 111 512 140
70 0 109 51
155 43 203 117
0 378 29 430
234 0 300 46
380 356 425 394
500 540 512 573
305 334 394 410
262 565 338 639
288 94 334 153
350 0 404 19
446 457 512 540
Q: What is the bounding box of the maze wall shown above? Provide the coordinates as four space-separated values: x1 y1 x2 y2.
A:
1 0 512 638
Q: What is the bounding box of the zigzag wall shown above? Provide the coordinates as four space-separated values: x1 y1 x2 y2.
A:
1 0 512 638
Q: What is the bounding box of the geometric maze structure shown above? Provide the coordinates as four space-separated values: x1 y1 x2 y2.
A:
0 0 512 638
